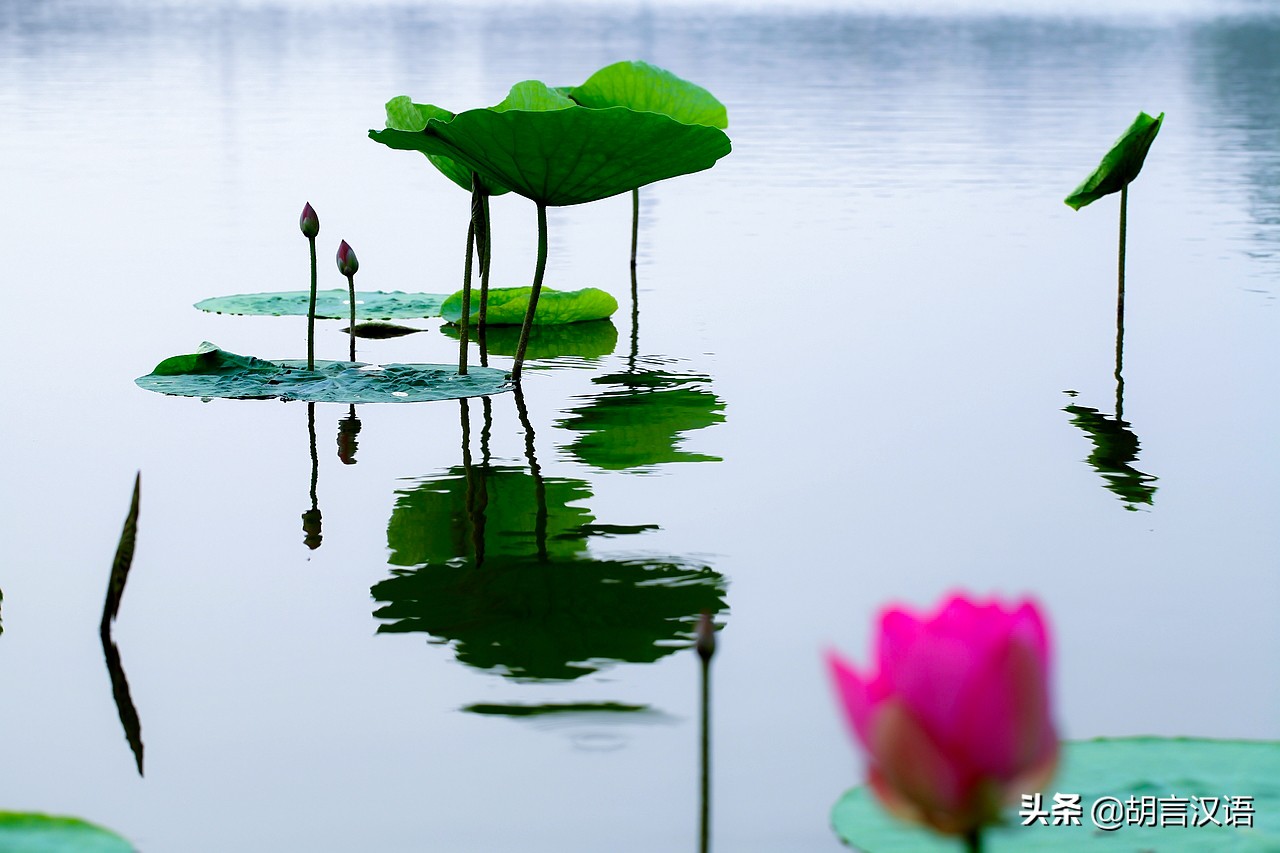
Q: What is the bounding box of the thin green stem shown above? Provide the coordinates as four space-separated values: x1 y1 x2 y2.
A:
512 202 548 382
307 237 317 370
1116 184 1128 420
458 214 475 375
964 828 983 853
699 655 711 853
630 187 639 270
478 193 492 367
346 273 357 363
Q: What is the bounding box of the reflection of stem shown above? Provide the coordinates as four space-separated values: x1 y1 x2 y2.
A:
513 383 547 561
475 395 493 566
307 236 317 371
337 405 361 465
699 654 710 853
346 273 357 363
512 202 549 382
630 188 639 271
478 192 492 368
1115 185 1128 421
302 402 322 550
459 201 476 376
101 626 144 776
101 472 144 776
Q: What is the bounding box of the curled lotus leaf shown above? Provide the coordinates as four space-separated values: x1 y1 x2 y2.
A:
383 96 510 196
1064 111 1164 210
135 343 510 403
440 286 618 326
370 82 732 207
569 60 728 129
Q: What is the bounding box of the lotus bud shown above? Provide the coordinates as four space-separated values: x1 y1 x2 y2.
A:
336 240 359 277
695 610 716 662
827 594 1058 837
299 202 319 238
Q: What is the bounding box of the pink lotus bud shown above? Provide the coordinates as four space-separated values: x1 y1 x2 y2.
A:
695 610 716 662
336 240 359 277
300 202 319 238
826 594 1058 837
299 202 320 236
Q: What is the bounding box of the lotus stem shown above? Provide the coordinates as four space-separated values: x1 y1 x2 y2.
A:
699 618 712 853
458 213 475 376
307 236 317 371
629 263 640 370
964 828 983 853
511 202 549 381
1116 184 1127 419
478 192 492 367
630 188 639 270
345 273 357 362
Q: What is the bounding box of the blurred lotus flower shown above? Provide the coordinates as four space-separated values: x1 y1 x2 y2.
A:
336 240 359 277
300 202 319 238
827 594 1058 838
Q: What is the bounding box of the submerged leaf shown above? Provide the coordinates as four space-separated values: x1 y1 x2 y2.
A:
831 737 1280 851
369 99 732 206
344 321 425 339
441 286 618 326
442 319 618 360
0 812 135 853
383 96 510 195
570 61 728 129
136 343 510 403
1064 111 1164 210
195 290 446 320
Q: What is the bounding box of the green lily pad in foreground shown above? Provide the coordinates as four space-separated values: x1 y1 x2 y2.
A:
440 287 618 325
136 343 510 403
832 737 1280 852
194 289 448 319
0 812 135 853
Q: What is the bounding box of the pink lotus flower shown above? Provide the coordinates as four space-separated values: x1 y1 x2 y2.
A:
827 594 1058 837
336 240 359 277
299 202 319 238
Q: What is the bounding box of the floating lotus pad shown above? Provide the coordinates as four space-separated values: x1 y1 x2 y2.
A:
832 737 1280 851
370 84 732 206
1064 111 1164 210
136 344 509 403
569 61 728 129
0 812 135 853
194 289 448 320
441 319 618 360
441 287 618 326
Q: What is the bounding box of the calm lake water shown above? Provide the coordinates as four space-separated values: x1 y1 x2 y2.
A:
1 0 1277 850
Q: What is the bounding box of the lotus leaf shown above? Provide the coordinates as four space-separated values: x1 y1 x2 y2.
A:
0 812 135 853
136 343 509 403
441 286 617 326
831 737 1280 851
1064 111 1164 210
369 95 732 206
442 319 618 360
491 80 575 113
383 96 510 196
569 61 728 129
195 289 446 320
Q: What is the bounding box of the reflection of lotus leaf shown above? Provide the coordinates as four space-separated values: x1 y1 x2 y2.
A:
1064 404 1157 509
387 466 592 566
371 554 727 681
441 287 618 326
557 371 726 470
1064 111 1164 210
441 320 618 361
136 344 510 404
194 290 446 319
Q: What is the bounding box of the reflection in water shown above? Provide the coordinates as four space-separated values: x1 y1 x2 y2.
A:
558 368 726 471
696 612 716 853
376 394 728 680
101 473 144 776
337 405 361 465
301 403 322 550
463 702 651 717
442 319 618 363
0 588 4 637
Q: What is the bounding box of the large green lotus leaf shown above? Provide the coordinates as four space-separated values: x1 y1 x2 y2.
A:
195 289 446 320
441 319 618 360
387 466 593 565
383 96 510 196
832 738 1280 852
1064 111 1164 210
440 286 618 326
491 80 575 112
1064 404 1157 509
0 812 135 853
558 370 726 470
569 61 728 129
136 343 510 403
369 104 732 206
371 553 727 681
